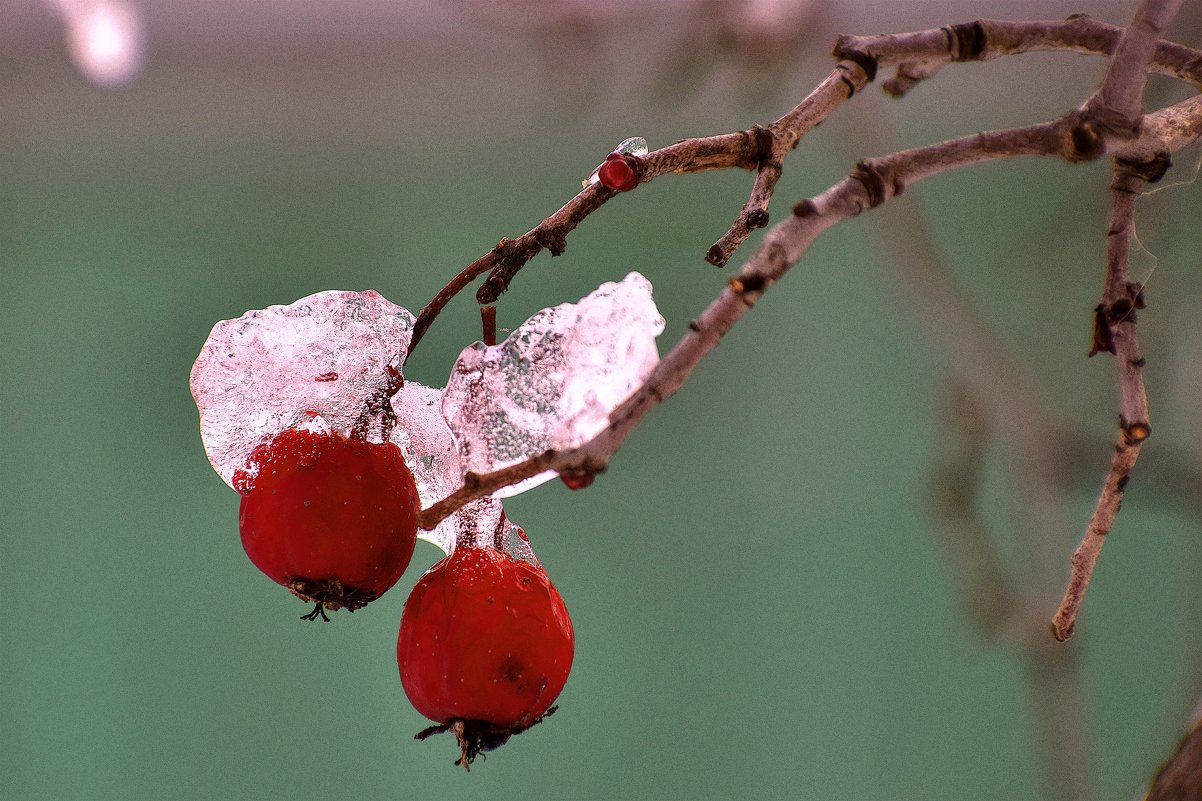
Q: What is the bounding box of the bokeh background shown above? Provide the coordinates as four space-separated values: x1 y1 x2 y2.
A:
3 1 1200 799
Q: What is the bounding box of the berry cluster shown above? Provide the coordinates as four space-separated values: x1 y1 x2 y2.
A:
235 426 574 768
192 280 660 768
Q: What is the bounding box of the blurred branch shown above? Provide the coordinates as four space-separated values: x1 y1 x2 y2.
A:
926 385 1090 801
926 383 1022 639
1145 707 1202 801
837 93 1089 793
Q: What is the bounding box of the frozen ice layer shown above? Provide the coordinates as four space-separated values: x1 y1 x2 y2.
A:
442 272 664 496
191 273 663 560
390 381 462 553
190 290 415 489
417 496 539 562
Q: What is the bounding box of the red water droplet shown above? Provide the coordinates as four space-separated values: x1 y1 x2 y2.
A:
560 471 594 490
597 152 638 192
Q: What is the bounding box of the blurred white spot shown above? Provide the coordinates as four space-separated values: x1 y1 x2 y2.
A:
49 0 145 88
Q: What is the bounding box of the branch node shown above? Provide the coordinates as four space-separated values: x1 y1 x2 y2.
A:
748 125 776 167
745 209 771 230
1066 112 1107 162
943 20 988 61
832 38 879 83
793 199 818 218
533 227 568 257
729 274 768 295
476 275 507 304
1115 151 1172 183
705 243 726 266
850 160 900 208
1120 416 1152 445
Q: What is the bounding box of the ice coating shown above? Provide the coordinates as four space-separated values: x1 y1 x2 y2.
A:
417 496 539 563
190 290 415 489
441 272 664 496
389 381 462 553
191 276 659 563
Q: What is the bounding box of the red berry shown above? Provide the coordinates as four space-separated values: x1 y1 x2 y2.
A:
597 152 639 192
237 428 419 620
398 544 574 768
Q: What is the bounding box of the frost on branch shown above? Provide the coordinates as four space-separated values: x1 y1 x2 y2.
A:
190 290 415 489
442 272 665 496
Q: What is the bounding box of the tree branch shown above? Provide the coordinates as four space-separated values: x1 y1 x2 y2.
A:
1089 0 1187 132
834 14 1202 98
404 18 1202 359
418 94 1202 532
1146 713 1202 801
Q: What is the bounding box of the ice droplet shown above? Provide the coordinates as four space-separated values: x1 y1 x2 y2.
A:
442 272 664 495
583 136 648 187
190 290 415 489
615 137 649 158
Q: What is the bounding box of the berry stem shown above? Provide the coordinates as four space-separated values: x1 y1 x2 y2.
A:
481 305 497 347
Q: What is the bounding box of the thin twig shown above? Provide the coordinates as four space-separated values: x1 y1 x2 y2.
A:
405 186 615 358
418 97 1202 532
705 67 861 266
834 14 1202 98
1050 158 1159 642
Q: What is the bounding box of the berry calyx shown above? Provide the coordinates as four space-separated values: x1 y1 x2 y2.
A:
597 152 639 192
398 544 574 768
236 428 420 619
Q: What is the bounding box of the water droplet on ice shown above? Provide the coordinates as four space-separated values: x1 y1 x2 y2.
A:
614 137 648 157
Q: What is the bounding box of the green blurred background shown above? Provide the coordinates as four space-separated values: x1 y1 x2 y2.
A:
3 1 1200 799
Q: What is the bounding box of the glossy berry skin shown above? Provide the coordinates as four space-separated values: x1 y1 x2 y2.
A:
237 428 419 617
597 152 639 192
398 544 574 765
